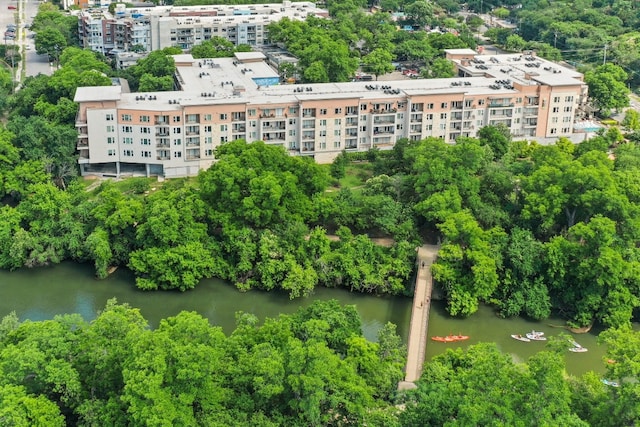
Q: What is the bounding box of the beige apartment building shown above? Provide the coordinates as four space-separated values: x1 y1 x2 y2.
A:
77 2 328 54
74 49 589 177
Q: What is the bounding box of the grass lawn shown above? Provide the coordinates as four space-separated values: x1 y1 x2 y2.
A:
326 162 374 191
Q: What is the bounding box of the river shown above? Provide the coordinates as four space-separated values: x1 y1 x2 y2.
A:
0 262 620 376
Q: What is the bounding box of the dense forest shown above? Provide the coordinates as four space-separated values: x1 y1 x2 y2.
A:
0 301 638 425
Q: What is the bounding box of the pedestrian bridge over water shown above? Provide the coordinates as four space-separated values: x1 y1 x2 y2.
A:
398 244 439 390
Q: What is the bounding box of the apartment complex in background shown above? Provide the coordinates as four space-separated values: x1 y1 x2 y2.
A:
74 49 589 178
76 2 328 54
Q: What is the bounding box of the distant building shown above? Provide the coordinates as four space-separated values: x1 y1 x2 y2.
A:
76 2 329 55
74 50 588 178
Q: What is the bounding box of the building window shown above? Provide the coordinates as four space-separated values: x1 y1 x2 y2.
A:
334 129 341 136
552 117 558 123
478 99 485 106
334 141 341 148
106 114 114 121
141 127 151 134
141 151 151 158
553 96 560 102
205 149 213 156
426 103 434 109
204 114 212 121
174 139 181 145
550 128 557 134
122 126 133 133
319 141 326 149
552 107 559 113
121 114 132 122
563 116 571 123
173 116 181 123
106 125 114 132
360 104 367 111
108 149 116 156
140 115 150 122
564 106 572 112
219 113 228 120
319 130 327 137
205 136 212 144
334 108 342 114
565 96 574 102
248 109 256 117
440 113 447 119
320 109 327 115
334 118 341 125
221 136 228 142
141 138 151 145
441 102 448 109
123 149 134 157
220 124 227 132
174 151 182 158
562 127 570 133
123 137 133 144
320 120 327 126
289 107 298 115
107 137 115 144
173 128 181 134
426 114 433 120
187 114 199 123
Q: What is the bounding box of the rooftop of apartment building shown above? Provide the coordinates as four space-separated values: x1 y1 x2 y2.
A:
447 48 584 86
75 50 586 108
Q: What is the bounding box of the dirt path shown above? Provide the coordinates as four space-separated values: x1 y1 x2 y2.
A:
398 244 439 389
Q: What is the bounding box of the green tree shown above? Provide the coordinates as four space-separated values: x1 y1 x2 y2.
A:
362 48 394 80
585 64 630 117
422 57 455 78
622 108 640 131
34 27 67 63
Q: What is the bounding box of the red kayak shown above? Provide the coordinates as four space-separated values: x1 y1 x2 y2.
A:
431 334 469 342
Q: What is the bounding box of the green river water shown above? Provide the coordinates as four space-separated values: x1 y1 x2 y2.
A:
0 262 620 376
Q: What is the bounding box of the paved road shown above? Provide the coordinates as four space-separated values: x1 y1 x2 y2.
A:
1 0 53 89
22 0 52 77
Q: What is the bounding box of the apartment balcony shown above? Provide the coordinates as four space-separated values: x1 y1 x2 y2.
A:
451 113 463 121
373 127 394 135
185 130 200 136
409 126 422 133
345 139 357 149
262 124 286 131
263 132 286 142
370 109 396 115
156 127 170 136
232 113 246 122
346 118 358 126
77 140 89 150
524 122 538 127
186 155 201 160
373 117 395 125
488 102 514 108
78 153 90 164
157 155 170 160
345 109 358 116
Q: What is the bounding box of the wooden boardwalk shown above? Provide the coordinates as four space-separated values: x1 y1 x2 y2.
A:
398 244 439 390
